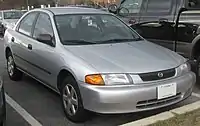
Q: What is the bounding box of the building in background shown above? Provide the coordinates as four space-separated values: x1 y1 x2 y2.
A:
0 0 119 10
58 0 119 6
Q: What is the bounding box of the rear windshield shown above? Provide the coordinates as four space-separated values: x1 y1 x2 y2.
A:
3 11 24 19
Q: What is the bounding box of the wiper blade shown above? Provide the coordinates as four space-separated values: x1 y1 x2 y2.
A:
97 38 142 43
63 40 95 45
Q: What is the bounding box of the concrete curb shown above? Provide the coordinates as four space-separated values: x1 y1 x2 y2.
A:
120 100 200 126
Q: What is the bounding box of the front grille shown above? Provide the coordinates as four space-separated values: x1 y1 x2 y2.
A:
136 93 182 109
139 68 176 82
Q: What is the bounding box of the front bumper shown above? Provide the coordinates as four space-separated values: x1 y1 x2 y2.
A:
79 72 196 114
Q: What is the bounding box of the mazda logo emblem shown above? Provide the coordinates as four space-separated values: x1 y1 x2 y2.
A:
158 72 164 78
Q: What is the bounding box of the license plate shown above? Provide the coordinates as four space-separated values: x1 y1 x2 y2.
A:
157 83 177 100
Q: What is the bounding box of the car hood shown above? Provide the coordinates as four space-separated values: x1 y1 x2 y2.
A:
3 19 18 24
3 19 18 29
65 41 186 73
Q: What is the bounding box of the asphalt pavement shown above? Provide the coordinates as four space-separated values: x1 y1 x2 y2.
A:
1 38 200 126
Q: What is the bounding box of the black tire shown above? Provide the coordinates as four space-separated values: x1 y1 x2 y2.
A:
60 76 90 122
6 52 23 81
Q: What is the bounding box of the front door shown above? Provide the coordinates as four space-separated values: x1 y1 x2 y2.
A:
28 12 59 87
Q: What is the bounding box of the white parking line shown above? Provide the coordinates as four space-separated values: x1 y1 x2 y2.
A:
192 92 200 98
5 93 43 126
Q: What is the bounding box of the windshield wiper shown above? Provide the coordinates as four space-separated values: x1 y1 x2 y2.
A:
97 38 143 44
63 40 96 45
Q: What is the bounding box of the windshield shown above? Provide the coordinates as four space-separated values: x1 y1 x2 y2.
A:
55 14 141 45
3 11 24 19
120 0 143 13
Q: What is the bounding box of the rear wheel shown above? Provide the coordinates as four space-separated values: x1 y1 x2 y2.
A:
6 52 23 81
60 76 90 122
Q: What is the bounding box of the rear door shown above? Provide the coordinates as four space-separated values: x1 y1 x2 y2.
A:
132 21 175 50
11 12 38 72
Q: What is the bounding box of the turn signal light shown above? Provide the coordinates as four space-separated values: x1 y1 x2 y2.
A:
85 74 105 85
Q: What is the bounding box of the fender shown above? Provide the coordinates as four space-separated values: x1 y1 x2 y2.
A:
58 66 78 82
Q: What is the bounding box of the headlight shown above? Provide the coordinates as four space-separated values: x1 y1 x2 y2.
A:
176 62 191 76
85 74 131 85
102 74 130 85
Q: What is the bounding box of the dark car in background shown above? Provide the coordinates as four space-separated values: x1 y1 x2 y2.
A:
108 0 200 82
67 4 108 11
0 76 6 126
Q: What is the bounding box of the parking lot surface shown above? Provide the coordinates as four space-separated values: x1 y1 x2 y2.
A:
1 38 200 126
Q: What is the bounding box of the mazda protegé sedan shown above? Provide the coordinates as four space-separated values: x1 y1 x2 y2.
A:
4 7 196 122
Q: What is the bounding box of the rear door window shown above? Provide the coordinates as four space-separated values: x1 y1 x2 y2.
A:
146 0 173 14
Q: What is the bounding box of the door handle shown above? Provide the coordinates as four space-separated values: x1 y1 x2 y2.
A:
28 44 32 50
11 37 15 42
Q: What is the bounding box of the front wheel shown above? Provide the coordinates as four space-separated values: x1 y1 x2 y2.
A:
60 76 90 122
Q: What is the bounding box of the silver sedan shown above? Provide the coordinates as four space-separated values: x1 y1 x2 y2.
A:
4 7 196 122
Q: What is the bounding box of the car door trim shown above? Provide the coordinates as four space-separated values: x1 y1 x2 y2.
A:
16 66 59 94
13 53 51 75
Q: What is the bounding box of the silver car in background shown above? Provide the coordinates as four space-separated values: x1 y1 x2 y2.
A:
0 9 25 35
4 7 196 122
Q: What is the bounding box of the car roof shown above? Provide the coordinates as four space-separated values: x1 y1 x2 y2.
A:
36 7 110 15
1 9 22 12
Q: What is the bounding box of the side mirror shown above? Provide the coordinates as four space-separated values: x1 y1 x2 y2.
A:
179 7 188 14
0 17 2 20
108 4 118 13
118 7 129 17
36 34 54 46
159 18 168 24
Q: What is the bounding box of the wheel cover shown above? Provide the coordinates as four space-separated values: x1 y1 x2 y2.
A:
7 56 14 77
63 84 78 116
